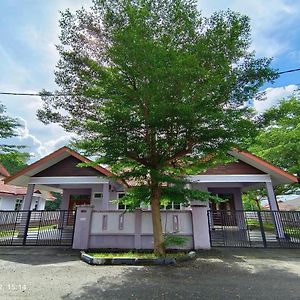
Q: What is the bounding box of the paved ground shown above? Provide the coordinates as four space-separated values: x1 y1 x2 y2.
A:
0 247 300 300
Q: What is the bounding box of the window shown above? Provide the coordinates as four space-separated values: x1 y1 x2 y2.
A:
33 199 39 211
93 192 103 199
161 202 182 210
117 193 126 210
15 198 23 211
173 203 181 210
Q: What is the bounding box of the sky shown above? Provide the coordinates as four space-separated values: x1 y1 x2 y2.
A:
0 0 300 162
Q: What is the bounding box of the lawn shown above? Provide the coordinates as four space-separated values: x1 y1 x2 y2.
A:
0 224 58 238
246 219 275 231
246 219 300 239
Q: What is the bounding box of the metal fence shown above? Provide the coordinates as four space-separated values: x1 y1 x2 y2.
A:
0 210 76 246
208 210 300 248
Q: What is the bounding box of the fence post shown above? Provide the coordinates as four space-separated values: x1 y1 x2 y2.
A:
257 210 267 248
134 208 142 249
21 211 31 245
72 205 93 250
191 201 211 249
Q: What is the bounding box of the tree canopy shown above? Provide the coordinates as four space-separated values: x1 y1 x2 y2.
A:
38 0 276 255
250 96 300 191
0 103 29 174
0 103 20 151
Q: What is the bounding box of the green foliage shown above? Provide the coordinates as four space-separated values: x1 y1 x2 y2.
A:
38 0 276 179
0 103 20 140
115 180 224 209
250 96 300 192
0 151 29 174
45 192 62 210
242 190 264 210
0 103 23 153
163 235 190 248
37 0 276 253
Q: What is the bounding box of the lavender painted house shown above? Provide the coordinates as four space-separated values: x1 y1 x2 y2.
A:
3 146 298 250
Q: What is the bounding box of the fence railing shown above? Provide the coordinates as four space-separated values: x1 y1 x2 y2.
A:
208 210 300 248
0 210 76 246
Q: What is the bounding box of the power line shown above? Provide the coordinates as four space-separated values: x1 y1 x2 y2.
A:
0 92 70 97
277 68 300 75
0 67 300 97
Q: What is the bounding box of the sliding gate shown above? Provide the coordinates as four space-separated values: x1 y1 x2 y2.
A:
0 210 76 246
208 210 300 248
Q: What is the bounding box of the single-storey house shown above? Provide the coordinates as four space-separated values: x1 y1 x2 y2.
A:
0 163 55 211
3 146 298 250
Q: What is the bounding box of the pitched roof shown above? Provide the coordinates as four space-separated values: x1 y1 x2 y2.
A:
228 149 298 185
0 163 10 177
0 177 27 196
4 146 120 189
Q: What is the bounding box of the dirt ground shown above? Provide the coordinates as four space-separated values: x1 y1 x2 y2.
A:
0 247 300 300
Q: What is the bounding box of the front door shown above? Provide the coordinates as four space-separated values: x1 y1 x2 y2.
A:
68 194 91 211
67 195 91 225
210 193 236 225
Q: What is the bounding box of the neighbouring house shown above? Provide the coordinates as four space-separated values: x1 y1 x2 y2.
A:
263 197 300 211
0 162 55 211
2 146 298 250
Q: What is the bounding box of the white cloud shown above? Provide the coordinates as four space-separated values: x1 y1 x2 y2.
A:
197 0 300 58
14 117 76 161
254 85 298 113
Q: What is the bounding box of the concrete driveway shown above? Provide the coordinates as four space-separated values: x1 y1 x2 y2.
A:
0 247 300 300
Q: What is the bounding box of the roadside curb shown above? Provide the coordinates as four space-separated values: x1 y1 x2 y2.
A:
80 251 196 266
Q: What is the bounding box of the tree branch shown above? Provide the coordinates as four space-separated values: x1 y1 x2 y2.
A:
164 140 194 165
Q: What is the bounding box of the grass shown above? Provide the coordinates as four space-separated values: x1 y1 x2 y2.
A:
246 219 300 239
27 224 57 232
246 219 275 231
87 251 188 259
284 227 300 239
0 224 58 238
0 230 17 238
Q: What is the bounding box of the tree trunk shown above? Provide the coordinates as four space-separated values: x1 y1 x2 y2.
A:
150 180 165 257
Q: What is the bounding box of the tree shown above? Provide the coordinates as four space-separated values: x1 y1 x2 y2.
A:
0 151 29 174
250 96 300 192
0 103 29 174
242 190 264 210
38 0 276 255
0 103 20 151
45 192 62 210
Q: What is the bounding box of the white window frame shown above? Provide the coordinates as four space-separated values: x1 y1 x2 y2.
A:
162 202 182 210
15 198 23 211
117 192 126 210
93 192 103 200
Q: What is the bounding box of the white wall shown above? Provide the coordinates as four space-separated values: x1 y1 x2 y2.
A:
0 195 19 210
0 195 46 211
91 211 135 234
90 210 193 236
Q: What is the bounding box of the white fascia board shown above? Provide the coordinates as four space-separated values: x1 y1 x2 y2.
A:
29 176 110 185
186 174 272 183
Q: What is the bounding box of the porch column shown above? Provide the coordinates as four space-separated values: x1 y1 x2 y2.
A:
102 183 109 211
18 184 35 238
195 184 214 229
233 189 247 230
22 184 35 210
60 190 69 210
58 190 69 229
265 181 285 238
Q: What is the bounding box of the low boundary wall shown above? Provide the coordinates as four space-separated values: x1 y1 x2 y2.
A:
72 202 210 250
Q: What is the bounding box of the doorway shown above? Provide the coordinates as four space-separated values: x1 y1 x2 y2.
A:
68 194 91 211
